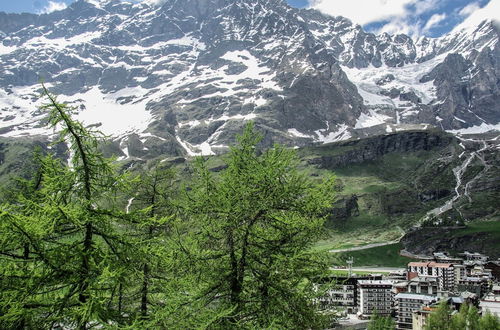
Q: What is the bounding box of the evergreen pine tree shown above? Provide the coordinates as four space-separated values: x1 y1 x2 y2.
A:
425 301 452 330
479 311 500 330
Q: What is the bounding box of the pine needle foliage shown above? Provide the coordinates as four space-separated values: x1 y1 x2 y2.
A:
425 301 500 330
174 122 336 329
368 313 396 330
0 91 337 329
0 85 134 329
125 164 177 319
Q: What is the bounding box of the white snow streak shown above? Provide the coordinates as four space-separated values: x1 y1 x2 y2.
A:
67 86 152 137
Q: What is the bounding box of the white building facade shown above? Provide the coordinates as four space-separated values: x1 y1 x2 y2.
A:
408 262 455 291
394 293 436 329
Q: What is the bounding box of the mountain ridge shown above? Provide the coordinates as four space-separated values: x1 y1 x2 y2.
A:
0 0 499 157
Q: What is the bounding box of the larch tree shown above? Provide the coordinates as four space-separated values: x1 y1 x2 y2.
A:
178 122 336 329
0 85 135 329
368 313 396 330
126 163 177 320
478 311 500 330
426 301 499 330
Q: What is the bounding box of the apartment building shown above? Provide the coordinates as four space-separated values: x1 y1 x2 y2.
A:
316 275 382 313
484 261 500 280
412 305 437 330
454 264 467 286
407 276 439 295
460 251 489 263
457 276 490 297
317 276 356 312
394 293 436 329
357 280 393 317
432 252 463 264
408 262 455 291
480 285 500 318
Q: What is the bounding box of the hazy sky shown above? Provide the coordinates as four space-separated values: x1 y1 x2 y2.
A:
0 0 498 38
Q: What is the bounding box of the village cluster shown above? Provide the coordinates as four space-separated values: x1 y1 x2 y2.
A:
318 251 500 329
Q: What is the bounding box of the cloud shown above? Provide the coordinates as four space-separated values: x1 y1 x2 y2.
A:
458 2 481 17
308 0 417 25
307 0 500 38
454 0 500 31
376 18 421 36
308 0 445 37
142 0 167 5
413 0 439 15
422 13 447 33
40 1 68 14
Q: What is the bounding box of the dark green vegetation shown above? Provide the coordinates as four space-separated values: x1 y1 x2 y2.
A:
0 136 67 187
297 130 500 261
0 94 499 279
424 301 500 330
368 313 396 330
0 90 336 329
299 131 458 251
330 243 415 268
402 220 500 258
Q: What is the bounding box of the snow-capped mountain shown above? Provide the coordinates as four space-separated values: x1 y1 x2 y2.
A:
0 0 499 157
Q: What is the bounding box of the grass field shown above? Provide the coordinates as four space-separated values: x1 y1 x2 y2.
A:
329 243 416 268
454 221 500 238
325 222 500 267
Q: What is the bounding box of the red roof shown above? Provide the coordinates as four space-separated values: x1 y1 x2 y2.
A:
408 262 453 268
408 262 430 267
428 262 453 268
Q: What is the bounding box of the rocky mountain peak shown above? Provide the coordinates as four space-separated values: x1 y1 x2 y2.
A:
0 1 498 158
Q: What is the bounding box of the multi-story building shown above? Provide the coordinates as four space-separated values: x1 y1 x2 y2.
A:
316 275 382 313
460 251 489 263
394 293 436 329
480 285 500 318
408 262 455 291
412 305 437 330
357 280 393 317
484 261 500 281
317 276 356 312
454 264 467 286
432 252 463 264
407 276 439 295
393 281 409 295
456 276 490 297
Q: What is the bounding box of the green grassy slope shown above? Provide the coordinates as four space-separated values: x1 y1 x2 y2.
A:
329 243 416 268
297 135 459 252
2 129 498 263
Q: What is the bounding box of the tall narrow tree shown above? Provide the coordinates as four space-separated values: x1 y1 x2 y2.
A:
127 164 176 319
0 86 134 329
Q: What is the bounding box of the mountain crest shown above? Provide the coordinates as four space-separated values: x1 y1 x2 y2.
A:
0 1 498 157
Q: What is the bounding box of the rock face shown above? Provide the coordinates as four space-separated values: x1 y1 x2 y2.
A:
0 0 499 158
330 194 359 222
402 227 500 259
306 130 453 169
